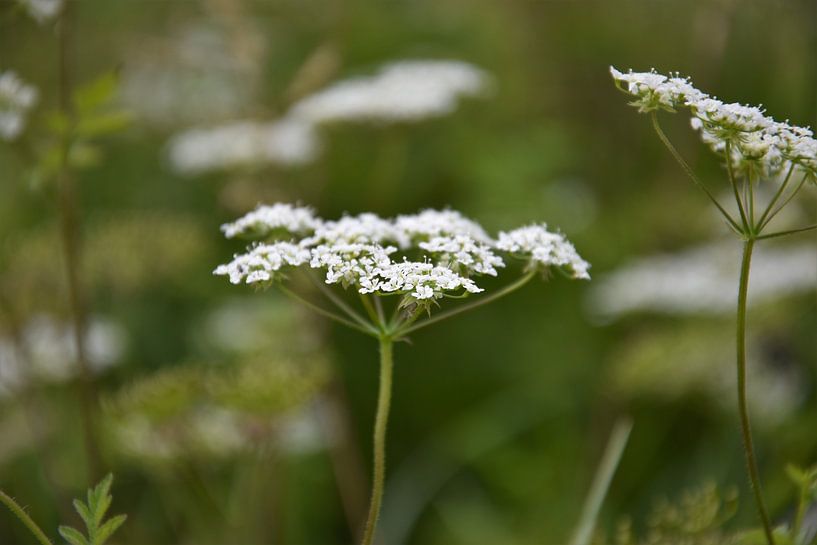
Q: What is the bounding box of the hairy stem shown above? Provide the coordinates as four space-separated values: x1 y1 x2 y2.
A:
568 418 633 545
0 490 54 545
650 113 742 234
736 239 775 545
56 0 102 480
360 337 394 545
396 271 535 337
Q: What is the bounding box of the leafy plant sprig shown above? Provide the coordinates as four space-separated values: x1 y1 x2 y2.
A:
58 474 127 545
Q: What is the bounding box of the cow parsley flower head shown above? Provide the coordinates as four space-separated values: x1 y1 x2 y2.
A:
215 203 588 313
220 203 321 239
290 60 491 124
497 225 591 279
214 242 311 286
0 71 38 141
610 66 817 181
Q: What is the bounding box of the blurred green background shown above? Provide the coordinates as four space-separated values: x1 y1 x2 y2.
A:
1 0 815 543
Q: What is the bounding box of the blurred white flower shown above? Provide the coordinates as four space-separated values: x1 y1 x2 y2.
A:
290 60 491 124
168 118 319 174
590 241 817 318
0 70 38 141
16 0 62 23
0 315 126 398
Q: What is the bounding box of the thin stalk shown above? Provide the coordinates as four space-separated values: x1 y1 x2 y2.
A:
359 294 381 328
373 296 386 325
755 224 817 241
651 113 743 233
725 141 750 230
56 0 102 480
360 337 394 545
397 271 535 337
759 174 809 231
736 239 775 545
279 285 378 336
0 490 54 545
307 271 373 329
568 418 633 545
756 164 795 228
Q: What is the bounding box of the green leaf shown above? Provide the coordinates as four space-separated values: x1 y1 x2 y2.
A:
59 525 90 545
72 499 93 529
95 514 127 545
73 72 119 114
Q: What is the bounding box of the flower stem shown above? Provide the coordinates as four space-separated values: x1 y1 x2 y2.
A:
396 271 536 337
736 239 775 545
0 489 54 545
360 336 394 545
278 285 378 336
650 113 743 234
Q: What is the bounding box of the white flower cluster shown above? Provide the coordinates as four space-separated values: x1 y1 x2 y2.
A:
16 0 62 23
167 119 319 174
589 241 817 318
497 225 591 279
168 60 490 175
0 70 38 141
215 203 589 303
290 60 491 124
610 66 817 178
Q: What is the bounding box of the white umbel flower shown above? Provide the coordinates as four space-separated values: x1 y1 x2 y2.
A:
302 213 408 247
214 242 311 285
216 203 589 305
168 118 319 174
419 235 505 276
497 225 591 279
610 66 817 180
0 71 38 141
395 209 493 244
220 203 321 239
290 60 491 124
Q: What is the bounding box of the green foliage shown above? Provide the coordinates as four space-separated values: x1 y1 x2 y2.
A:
58 475 126 545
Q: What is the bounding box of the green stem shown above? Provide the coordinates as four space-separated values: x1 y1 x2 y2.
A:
568 418 633 545
396 271 536 337
755 224 817 241
756 164 795 229
359 294 381 328
0 490 54 545
307 271 374 330
360 336 394 545
279 285 378 336
650 113 743 234
736 239 775 545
